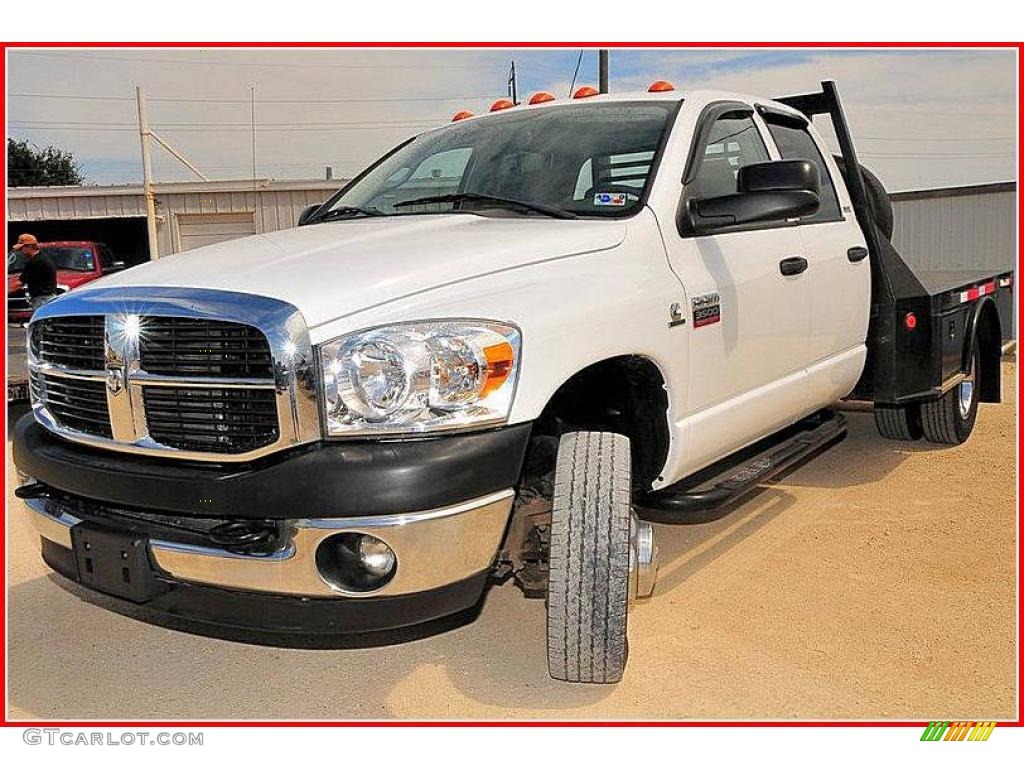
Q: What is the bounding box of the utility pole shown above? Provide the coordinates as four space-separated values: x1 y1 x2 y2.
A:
599 49 609 93
508 60 518 105
136 85 212 259
250 83 257 190
135 85 159 260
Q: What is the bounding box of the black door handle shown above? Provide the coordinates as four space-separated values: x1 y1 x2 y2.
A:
779 256 808 276
847 246 868 262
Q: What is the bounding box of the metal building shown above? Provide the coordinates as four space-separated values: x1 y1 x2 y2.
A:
891 181 1016 275
7 178 341 266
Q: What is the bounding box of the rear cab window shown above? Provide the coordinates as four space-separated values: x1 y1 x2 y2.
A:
761 110 842 223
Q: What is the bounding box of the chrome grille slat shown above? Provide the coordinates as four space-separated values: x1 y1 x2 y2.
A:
31 316 106 369
142 386 279 453
140 317 274 378
38 374 112 438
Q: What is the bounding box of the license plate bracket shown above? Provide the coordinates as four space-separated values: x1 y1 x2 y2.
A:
70 524 161 603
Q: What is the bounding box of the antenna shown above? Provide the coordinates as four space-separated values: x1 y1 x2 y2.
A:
507 60 518 105
569 50 584 97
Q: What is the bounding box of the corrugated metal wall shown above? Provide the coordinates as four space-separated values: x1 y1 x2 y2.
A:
154 187 335 255
891 183 1016 274
8 190 148 221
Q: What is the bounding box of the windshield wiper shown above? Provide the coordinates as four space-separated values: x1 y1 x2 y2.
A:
393 193 577 220
314 205 387 222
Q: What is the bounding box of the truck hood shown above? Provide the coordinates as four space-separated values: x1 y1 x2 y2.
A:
88 215 627 328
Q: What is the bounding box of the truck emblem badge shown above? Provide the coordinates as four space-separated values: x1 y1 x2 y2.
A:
691 292 721 328
668 302 687 328
105 367 125 396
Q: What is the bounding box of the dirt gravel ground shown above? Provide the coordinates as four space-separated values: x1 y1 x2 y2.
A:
6 363 1017 721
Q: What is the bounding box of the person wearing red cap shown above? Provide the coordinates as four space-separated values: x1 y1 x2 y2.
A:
12 233 58 309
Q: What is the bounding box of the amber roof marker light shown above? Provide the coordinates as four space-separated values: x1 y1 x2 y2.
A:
528 92 555 105
489 99 515 112
648 80 676 93
451 110 473 122
572 86 599 99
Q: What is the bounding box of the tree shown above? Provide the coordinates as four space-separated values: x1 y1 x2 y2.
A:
7 138 84 186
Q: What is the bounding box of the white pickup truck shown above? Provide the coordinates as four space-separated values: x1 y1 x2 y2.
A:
15 81 1012 684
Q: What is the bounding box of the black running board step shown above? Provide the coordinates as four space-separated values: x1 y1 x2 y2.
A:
636 411 847 524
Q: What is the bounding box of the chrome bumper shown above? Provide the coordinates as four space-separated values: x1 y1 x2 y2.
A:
23 490 514 599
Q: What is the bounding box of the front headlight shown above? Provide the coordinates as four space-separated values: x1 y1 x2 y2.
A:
318 320 521 437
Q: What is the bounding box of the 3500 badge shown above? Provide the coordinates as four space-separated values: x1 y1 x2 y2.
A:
691 292 721 328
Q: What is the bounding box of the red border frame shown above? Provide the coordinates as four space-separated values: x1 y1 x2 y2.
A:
1 40 1020 729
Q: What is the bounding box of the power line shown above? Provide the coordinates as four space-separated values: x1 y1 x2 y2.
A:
8 124 436 133
10 118 439 129
860 153 1011 160
852 105 1015 117
857 135 1014 142
12 50 510 71
10 92 499 104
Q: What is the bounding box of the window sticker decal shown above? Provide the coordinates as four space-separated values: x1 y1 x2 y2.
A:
593 192 627 207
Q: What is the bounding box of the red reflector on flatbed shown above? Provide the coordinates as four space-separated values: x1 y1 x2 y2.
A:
958 281 997 303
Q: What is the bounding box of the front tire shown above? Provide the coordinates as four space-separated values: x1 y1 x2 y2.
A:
546 431 632 684
920 348 979 445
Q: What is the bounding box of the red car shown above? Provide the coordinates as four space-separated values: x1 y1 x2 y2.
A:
7 240 126 322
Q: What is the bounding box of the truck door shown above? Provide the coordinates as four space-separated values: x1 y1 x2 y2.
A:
658 102 812 471
759 108 870 405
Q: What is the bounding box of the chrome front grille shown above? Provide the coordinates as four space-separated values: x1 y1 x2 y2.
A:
27 288 320 462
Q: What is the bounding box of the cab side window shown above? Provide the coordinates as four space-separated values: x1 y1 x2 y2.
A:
692 112 770 199
763 116 841 222
98 244 115 270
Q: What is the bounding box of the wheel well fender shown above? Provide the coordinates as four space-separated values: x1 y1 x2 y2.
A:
523 355 671 492
964 297 1002 403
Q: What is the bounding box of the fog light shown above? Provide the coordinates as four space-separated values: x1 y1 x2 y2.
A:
358 535 397 577
315 532 397 593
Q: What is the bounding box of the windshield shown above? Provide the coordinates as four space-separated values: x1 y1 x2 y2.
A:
7 246 95 273
322 101 677 219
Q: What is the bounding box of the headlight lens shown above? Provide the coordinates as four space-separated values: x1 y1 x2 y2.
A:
319 320 520 437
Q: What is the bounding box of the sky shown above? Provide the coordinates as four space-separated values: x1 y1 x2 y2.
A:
6 48 1017 192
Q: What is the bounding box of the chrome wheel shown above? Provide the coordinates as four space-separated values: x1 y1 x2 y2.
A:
958 356 976 419
628 512 658 601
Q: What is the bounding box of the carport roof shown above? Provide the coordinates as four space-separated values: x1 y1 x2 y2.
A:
7 177 343 199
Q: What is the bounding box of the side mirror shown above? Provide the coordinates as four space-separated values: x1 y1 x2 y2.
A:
297 204 322 226
684 159 820 234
